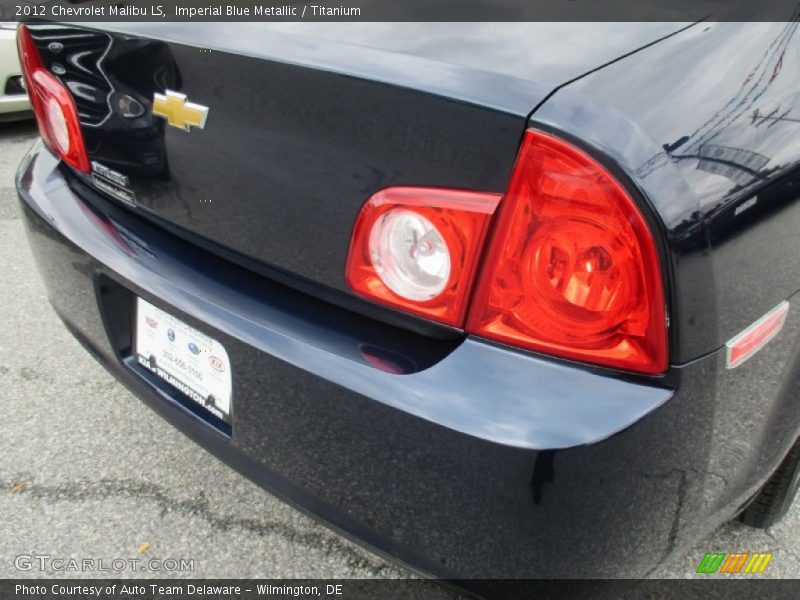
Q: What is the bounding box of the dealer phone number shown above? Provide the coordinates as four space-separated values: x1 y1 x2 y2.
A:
160 349 205 383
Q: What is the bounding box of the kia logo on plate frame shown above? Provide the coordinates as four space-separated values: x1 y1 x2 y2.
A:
209 356 225 372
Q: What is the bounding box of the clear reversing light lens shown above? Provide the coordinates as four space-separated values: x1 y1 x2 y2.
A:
46 97 69 155
369 209 451 301
345 187 502 327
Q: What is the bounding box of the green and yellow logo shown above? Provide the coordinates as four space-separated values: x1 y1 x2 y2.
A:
696 552 773 574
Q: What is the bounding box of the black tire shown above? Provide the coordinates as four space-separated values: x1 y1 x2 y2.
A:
739 438 800 528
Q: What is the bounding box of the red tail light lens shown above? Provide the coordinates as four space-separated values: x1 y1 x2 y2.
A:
17 25 90 173
466 130 667 374
346 187 501 326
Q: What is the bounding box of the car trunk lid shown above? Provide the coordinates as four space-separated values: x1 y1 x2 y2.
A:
25 22 686 295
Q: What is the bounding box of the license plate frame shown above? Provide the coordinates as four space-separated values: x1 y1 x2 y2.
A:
133 298 232 424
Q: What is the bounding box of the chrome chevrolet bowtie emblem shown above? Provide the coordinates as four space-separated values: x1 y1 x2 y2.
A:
152 90 209 131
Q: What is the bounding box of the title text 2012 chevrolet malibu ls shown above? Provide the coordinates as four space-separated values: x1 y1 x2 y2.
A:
14 21 800 581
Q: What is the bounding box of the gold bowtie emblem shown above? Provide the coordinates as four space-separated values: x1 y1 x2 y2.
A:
152 90 209 131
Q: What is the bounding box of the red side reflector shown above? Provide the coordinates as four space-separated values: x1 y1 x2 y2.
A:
726 302 789 369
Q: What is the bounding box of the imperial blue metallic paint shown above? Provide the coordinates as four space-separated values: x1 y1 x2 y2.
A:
15 20 800 586
21 21 687 336
533 21 800 362
16 144 673 449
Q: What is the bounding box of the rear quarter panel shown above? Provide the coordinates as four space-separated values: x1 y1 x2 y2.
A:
532 21 800 363
533 21 800 521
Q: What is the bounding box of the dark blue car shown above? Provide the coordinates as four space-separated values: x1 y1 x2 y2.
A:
14 21 800 583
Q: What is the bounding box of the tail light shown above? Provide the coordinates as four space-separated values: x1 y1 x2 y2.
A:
17 25 90 173
467 130 667 374
346 130 668 374
345 187 501 326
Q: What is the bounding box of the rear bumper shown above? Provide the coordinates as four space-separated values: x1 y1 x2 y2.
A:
14 143 793 580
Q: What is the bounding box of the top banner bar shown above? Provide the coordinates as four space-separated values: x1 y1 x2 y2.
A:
1 0 799 22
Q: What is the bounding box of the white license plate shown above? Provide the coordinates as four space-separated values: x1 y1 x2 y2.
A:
134 298 232 423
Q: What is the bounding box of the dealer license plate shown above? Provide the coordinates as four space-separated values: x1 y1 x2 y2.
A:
134 298 232 423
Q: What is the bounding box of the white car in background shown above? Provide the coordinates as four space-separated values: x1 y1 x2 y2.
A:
0 23 31 121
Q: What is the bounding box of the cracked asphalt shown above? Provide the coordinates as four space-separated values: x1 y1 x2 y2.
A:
1 120 799 585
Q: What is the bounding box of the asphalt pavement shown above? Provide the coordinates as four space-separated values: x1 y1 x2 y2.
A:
1 120 798 585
